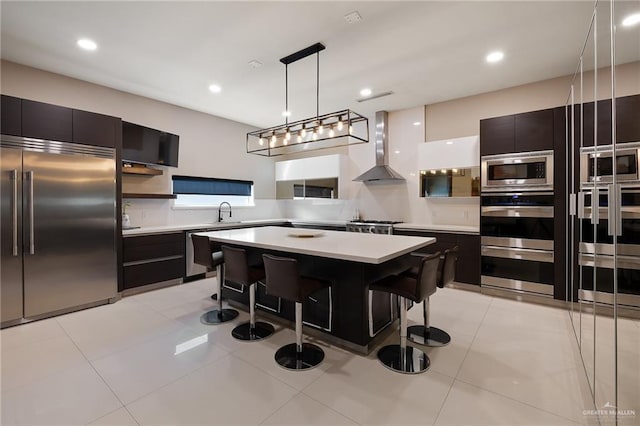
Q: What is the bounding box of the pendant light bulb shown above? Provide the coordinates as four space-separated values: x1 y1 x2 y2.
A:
271 133 277 147
349 124 353 134
258 136 264 146
297 133 302 143
312 131 318 141
329 127 335 138
283 138 288 146
285 128 291 141
301 127 307 137
337 119 344 131
318 122 324 135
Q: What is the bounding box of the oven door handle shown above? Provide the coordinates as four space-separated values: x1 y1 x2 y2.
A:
481 246 554 263
481 206 554 218
579 253 640 270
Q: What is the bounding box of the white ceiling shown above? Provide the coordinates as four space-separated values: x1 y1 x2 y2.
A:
1 1 638 128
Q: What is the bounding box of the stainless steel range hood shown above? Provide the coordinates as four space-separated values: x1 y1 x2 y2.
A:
353 111 405 183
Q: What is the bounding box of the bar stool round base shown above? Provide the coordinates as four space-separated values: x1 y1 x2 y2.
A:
232 322 275 341
200 308 239 325
406 325 451 347
377 344 430 374
275 343 324 370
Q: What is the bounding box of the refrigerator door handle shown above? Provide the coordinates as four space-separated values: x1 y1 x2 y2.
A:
27 170 35 255
11 169 18 256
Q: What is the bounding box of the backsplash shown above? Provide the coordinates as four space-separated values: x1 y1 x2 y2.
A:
124 199 284 228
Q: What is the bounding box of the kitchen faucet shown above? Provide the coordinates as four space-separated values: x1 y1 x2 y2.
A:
218 201 232 222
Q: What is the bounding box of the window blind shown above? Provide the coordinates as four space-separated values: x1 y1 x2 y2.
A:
172 175 253 196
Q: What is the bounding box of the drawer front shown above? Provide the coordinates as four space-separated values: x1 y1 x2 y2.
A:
123 258 184 289
123 233 184 262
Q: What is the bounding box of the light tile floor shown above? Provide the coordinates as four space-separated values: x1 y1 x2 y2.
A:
0 278 613 425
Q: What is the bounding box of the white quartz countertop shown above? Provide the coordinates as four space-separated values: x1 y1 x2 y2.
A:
393 223 479 234
122 219 289 236
195 226 435 264
123 218 479 236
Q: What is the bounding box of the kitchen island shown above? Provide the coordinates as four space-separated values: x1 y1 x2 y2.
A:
195 226 435 353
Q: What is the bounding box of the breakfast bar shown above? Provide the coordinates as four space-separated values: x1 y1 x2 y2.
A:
195 226 435 353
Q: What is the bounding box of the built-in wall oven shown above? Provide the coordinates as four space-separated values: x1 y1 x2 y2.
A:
480 192 555 297
481 150 554 192
578 185 640 308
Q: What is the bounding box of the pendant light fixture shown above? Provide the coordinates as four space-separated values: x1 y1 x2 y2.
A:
247 42 369 156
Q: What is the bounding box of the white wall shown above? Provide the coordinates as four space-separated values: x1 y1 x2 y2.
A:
1 60 281 226
4 60 639 228
285 61 640 227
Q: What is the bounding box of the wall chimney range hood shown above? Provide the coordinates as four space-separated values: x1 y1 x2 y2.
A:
353 111 406 184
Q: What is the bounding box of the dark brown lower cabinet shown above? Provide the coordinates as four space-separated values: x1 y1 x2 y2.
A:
393 230 481 285
122 233 185 290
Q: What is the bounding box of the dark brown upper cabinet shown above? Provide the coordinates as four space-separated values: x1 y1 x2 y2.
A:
72 109 119 148
515 109 554 152
617 95 640 144
21 99 73 142
1 95 22 136
581 99 612 147
480 108 554 156
480 115 515 156
581 94 640 147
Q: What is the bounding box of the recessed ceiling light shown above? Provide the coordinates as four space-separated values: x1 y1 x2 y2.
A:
77 38 97 51
360 88 372 97
413 122 421 126
394 150 400 154
208 84 222 93
486 51 504 63
248 59 263 68
622 13 640 27
344 11 363 24
446 141 453 145
282 110 291 117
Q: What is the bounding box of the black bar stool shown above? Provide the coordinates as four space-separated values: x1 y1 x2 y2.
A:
406 246 458 347
262 254 329 371
221 245 275 341
370 251 441 374
191 234 239 325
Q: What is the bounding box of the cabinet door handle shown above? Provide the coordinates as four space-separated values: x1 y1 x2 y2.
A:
11 170 18 256
569 193 576 217
616 184 622 236
591 187 599 225
577 192 585 219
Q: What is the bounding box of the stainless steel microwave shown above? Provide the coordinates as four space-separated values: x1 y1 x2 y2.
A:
481 150 554 192
580 142 640 186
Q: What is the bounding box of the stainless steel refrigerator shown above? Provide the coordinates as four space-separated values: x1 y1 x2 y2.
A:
1 135 118 327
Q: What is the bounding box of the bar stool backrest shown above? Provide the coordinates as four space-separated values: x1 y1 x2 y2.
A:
192 234 216 269
262 254 302 303
416 252 441 302
221 245 251 286
438 246 459 288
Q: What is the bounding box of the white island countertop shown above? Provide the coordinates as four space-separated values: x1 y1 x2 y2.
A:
195 226 435 264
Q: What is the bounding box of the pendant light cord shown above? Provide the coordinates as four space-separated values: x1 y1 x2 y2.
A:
316 51 320 120
285 64 289 125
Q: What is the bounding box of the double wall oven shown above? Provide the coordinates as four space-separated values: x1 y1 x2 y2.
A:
578 143 640 309
480 151 555 297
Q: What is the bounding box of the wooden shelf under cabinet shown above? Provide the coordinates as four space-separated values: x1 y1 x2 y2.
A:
122 193 176 199
123 165 163 176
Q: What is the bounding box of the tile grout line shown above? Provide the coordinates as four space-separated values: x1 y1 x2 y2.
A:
450 296 587 425
452 376 583 425
432 295 494 426
451 294 494 379
297 361 364 426
54 318 140 426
